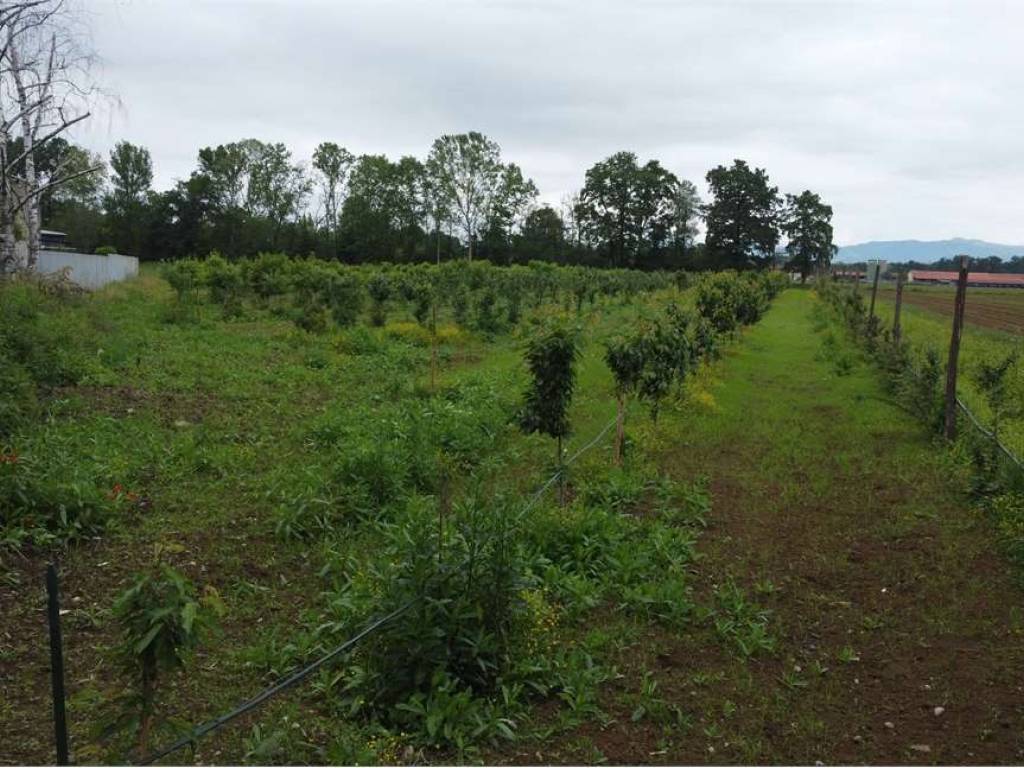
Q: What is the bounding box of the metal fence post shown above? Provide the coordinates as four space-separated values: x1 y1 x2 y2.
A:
46 562 70 766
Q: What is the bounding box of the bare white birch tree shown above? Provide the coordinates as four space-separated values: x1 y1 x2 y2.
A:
0 0 100 273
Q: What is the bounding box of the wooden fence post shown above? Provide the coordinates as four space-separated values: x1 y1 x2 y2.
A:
46 563 70 766
893 271 905 344
943 255 969 440
868 260 881 323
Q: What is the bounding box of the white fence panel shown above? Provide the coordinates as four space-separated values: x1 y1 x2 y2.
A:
36 250 139 290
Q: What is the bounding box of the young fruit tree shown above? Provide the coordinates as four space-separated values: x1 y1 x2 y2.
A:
605 333 646 466
112 561 223 755
519 325 580 505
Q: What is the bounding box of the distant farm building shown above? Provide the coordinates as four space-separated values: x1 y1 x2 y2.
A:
909 270 1024 289
40 229 68 249
832 269 865 281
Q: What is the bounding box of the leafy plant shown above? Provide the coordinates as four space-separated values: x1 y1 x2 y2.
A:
110 556 224 754
975 350 1021 439
519 325 580 502
366 273 391 327
605 333 646 465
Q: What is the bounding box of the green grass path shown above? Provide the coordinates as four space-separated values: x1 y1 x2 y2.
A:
558 289 1024 764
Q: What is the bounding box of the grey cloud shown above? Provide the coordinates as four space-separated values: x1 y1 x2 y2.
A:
77 0 1024 245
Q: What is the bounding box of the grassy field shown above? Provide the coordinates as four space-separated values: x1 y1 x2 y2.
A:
490 290 1024 764
2 274 1023 765
870 282 1024 456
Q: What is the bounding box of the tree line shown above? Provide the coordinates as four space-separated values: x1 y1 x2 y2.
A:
40 133 835 274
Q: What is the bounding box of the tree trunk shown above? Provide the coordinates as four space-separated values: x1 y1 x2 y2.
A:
557 435 564 507
0 228 17 274
10 38 41 269
614 394 625 466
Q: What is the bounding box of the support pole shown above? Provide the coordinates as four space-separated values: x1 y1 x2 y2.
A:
46 563 70 766
943 255 969 440
868 259 881 326
893 271 905 344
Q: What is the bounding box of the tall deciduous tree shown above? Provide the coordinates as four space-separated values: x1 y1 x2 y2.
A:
519 206 564 263
574 151 682 269
426 132 503 261
105 141 153 255
311 141 354 247
670 179 702 262
783 190 836 282
339 154 427 262
480 162 538 263
704 159 781 270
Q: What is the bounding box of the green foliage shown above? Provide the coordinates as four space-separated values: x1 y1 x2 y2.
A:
95 245 118 255
783 190 836 281
474 287 501 335
321 494 534 748
694 270 779 334
704 159 781 270
325 271 364 327
712 580 776 657
0 278 97 436
366 273 391 327
605 334 646 397
519 325 580 440
974 351 1021 437
0 448 113 547
110 557 223 751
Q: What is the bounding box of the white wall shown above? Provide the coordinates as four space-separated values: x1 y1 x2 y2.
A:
36 250 139 290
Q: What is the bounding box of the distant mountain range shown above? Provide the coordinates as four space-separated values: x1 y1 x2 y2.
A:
836 238 1024 264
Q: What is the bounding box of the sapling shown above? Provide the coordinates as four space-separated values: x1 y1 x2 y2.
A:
112 553 223 755
519 325 580 505
974 350 1021 440
605 333 646 466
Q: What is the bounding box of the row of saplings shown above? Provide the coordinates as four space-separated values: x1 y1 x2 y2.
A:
162 252 676 334
817 277 1024 573
99 269 785 760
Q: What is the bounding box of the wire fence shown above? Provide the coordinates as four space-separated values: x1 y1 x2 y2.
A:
134 412 620 765
955 397 1024 485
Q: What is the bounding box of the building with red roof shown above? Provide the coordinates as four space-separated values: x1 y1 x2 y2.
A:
909 270 1024 288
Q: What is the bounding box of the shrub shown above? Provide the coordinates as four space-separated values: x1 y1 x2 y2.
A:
384 321 433 347
475 288 501 335
203 252 244 316
0 279 96 436
325 271 364 327
94 245 117 255
246 252 292 299
324 495 536 748
367 274 391 327
296 301 329 334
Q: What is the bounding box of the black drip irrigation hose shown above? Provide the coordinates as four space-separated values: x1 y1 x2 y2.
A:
134 414 619 765
136 600 416 765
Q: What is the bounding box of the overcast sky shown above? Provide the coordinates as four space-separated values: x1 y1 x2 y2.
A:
76 0 1024 246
